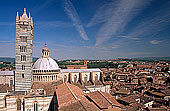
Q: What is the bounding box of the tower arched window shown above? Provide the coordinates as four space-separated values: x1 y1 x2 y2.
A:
16 99 21 111
21 55 26 61
34 102 38 111
22 65 25 70
20 46 27 52
20 36 27 42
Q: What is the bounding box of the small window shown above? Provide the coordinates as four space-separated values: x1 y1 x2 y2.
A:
95 74 98 81
64 75 67 82
22 65 25 70
74 75 77 83
84 74 88 83
22 74 24 78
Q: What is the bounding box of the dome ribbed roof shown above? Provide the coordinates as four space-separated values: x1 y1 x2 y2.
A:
33 57 60 70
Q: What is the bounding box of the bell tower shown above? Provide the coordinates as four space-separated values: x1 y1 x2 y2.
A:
15 8 33 91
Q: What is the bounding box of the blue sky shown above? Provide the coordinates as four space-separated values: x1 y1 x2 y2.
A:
0 0 170 60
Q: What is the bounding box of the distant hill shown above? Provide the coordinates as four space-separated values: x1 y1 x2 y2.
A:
0 57 170 63
132 57 170 61
0 57 39 63
0 57 15 62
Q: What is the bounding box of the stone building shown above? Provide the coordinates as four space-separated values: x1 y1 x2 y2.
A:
66 60 88 69
61 69 101 83
0 71 14 87
0 8 106 111
5 89 53 111
15 8 33 91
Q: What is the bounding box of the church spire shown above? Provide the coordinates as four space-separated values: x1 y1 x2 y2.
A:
20 8 28 21
24 8 26 13
16 12 19 19
42 43 49 58
29 12 31 19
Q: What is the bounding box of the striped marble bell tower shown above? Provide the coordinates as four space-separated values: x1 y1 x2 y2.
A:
15 8 33 91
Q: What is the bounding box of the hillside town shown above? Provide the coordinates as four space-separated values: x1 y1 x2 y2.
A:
0 57 170 110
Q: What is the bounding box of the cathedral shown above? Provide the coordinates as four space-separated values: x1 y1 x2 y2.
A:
14 8 103 92
0 8 108 111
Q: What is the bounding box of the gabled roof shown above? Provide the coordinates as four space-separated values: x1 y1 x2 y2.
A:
86 91 121 109
56 83 100 111
20 8 29 21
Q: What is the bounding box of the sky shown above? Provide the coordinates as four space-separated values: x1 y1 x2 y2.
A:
0 0 170 60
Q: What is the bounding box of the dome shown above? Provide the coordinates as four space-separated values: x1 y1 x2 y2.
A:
33 57 60 70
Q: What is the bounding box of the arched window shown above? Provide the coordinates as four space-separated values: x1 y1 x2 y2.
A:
22 65 25 70
22 74 24 78
16 99 21 111
20 46 27 52
56 75 57 80
10 79 13 87
64 75 67 82
74 75 77 83
20 36 27 42
84 74 88 83
21 55 26 61
34 102 38 111
95 74 98 81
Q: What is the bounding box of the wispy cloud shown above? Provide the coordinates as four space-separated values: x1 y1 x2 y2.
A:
0 22 14 26
35 21 72 28
31 0 55 14
119 36 140 40
128 1 170 40
0 41 15 43
87 0 152 46
61 0 89 40
150 40 162 45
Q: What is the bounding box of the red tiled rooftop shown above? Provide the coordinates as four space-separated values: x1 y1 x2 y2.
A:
86 91 111 109
56 83 100 111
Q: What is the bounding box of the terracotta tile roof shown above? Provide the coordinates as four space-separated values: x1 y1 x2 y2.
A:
86 91 111 109
121 106 137 111
115 89 130 95
100 91 121 107
148 107 167 111
31 82 57 95
56 83 100 111
86 91 121 109
118 95 138 104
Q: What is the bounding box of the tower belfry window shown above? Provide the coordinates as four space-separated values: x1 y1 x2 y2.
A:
21 55 26 61
20 46 27 52
20 36 27 42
